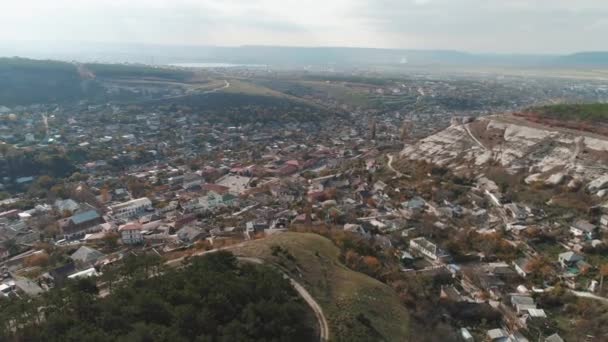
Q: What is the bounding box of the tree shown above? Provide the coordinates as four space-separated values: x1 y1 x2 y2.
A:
3 239 19 256
600 264 608 293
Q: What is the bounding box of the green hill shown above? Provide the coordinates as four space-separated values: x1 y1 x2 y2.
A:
0 57 84 105
85 63 193 82
232 232 411 342
529 103 608 123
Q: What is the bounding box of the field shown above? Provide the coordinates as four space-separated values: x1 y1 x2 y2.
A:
231 232 411 342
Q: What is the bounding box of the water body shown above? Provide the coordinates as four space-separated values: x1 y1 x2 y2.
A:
169 62 267 68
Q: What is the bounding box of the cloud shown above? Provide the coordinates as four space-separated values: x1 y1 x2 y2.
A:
0 0 606 53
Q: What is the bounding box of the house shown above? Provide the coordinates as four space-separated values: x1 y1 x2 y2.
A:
511 295 537 314
440 285 463 302
514 258 534 278
54 199 80 214
409 237 450 262
14 278 44 296
558 251 584 269
246 220 269 234
59 209 104 240
70 246 105 267
49 262 78 287
110 198 153 221
402 196 426 213
600 215 608 231
459 328 474 342
182 173 203 189
486 328 509 342
545 333 564 342
504 203 528 221
570 220 598 239
68 267 99 280
119 222 144 245
177 225 205 243
343 224 370 238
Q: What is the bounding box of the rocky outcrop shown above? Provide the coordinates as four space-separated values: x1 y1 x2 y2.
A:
400 116 608 191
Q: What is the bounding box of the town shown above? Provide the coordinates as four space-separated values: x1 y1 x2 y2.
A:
1 61 608 341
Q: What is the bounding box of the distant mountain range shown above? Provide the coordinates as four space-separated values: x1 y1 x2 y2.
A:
0 42 607 68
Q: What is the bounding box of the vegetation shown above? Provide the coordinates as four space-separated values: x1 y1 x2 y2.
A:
0 146 77 185
232 232 411 342
536 286 608 341
0 251 316 342
153 91 335 125
0 58 85 105
85 63 193 82
530 103 608 123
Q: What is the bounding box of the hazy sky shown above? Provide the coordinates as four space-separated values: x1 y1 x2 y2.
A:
1 0 607 53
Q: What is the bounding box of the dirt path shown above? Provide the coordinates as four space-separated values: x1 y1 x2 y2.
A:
167 245 330 341
287 276 330 342
463 122 488 151
387 154 408 178
571 290 608 304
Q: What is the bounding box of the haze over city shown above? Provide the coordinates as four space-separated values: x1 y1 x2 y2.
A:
1 0 608 53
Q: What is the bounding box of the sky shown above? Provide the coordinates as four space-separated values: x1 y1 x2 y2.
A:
0 0 607 54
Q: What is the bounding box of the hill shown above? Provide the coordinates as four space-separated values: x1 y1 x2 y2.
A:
399 105 608 207
556 52 608 67
0 252 317 341
151 79 339 125
525 103 608 122
231 232 411 342
85 63 194 82
0 57 85 105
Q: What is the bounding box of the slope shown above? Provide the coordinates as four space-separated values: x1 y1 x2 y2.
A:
231 232 410 342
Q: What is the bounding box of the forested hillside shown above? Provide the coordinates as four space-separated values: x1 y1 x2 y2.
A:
0 252 316 342
0 58 85 105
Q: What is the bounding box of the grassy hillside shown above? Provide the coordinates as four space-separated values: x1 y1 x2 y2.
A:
232 232 410 342
529 103 608 123
514 103 608 136
0 57 84 105
85 63 193 82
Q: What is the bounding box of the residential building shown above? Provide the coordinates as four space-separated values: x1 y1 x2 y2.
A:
558 251 584 269
409 237 450 262
70 246 105 268
59 209 104 240
110 197 153 221
119 222 144 245
545 333 564 342
514 258 533 278
569 220 598 239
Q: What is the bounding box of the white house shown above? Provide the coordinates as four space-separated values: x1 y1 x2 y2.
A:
409 237 450 262
569 220 598 240
110 197 152 221
119 222 144 245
